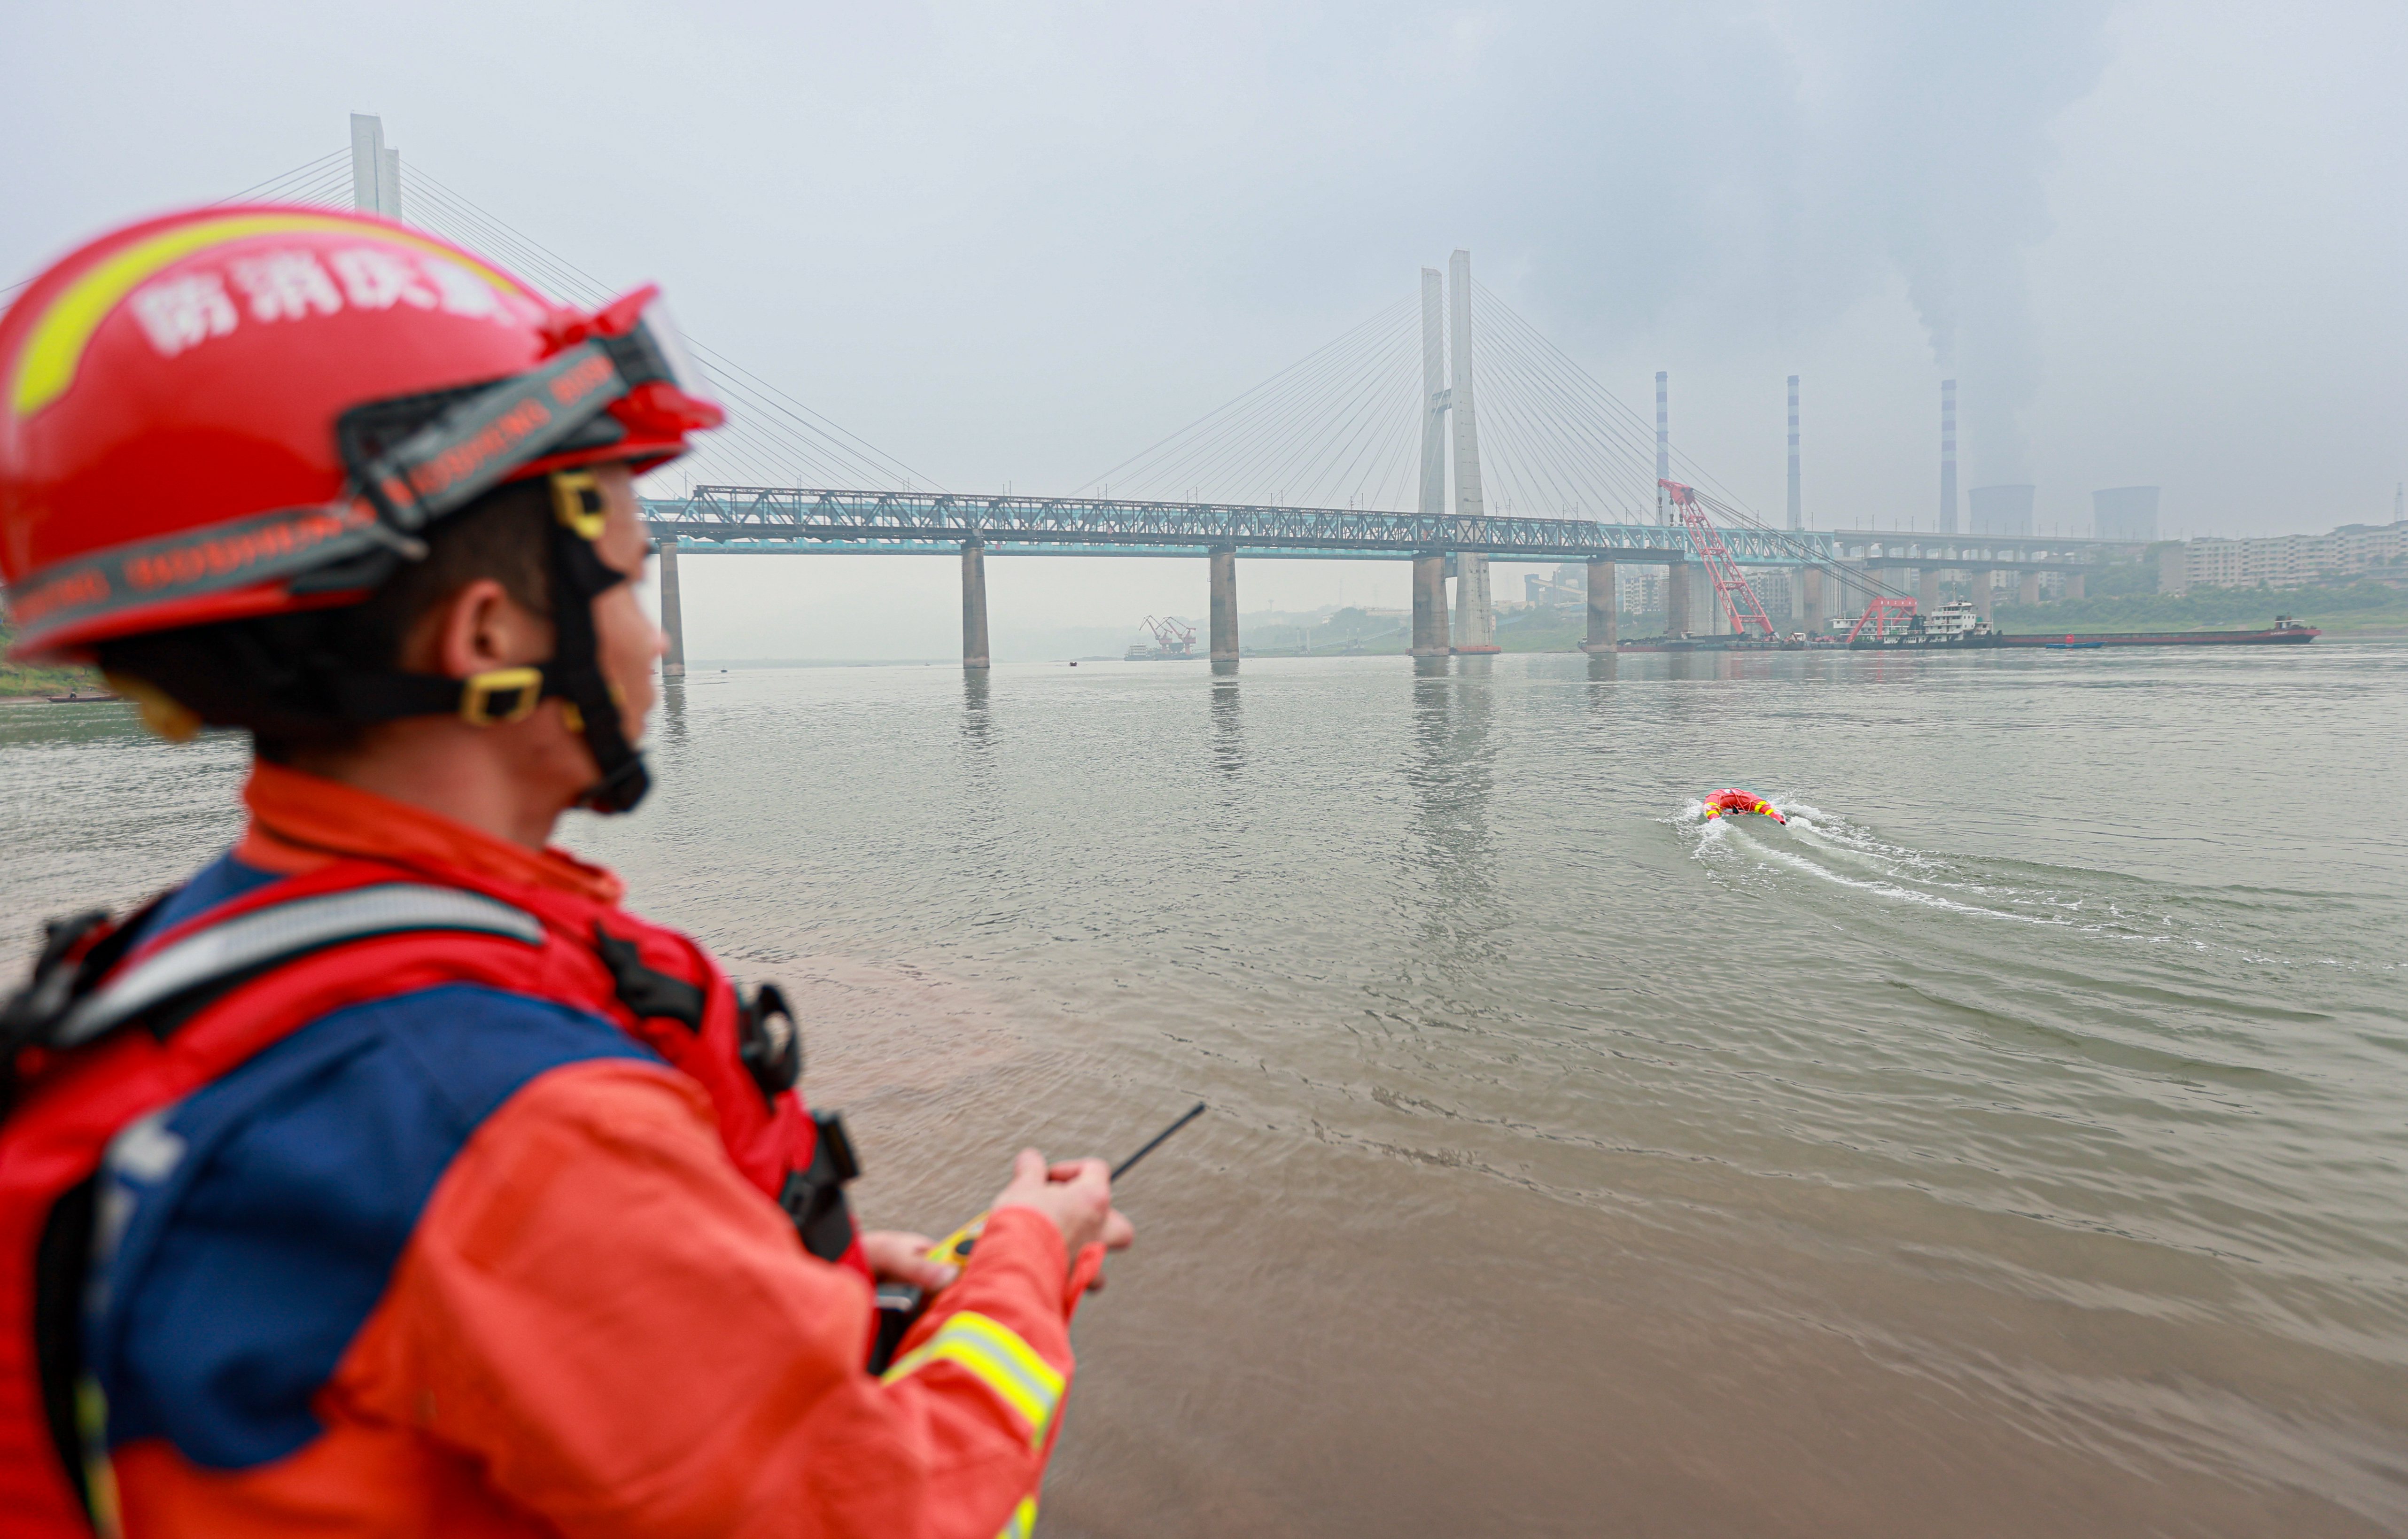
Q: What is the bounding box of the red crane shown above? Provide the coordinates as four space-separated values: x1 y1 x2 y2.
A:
1141 615 1198 657
1844 597 1918 642
1661 480 1776 637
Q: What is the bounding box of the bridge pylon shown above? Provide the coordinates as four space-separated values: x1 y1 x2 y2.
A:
1419 268 1449 521
1447 250 1499 653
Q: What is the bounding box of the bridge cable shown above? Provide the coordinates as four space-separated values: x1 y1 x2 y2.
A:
1093 300 1409 504
1078 294 1415 501
399 165 938 491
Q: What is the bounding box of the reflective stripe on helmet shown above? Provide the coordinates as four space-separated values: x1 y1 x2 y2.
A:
880 1311 1064 1446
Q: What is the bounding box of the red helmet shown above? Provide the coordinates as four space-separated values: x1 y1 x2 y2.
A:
0 204 721 661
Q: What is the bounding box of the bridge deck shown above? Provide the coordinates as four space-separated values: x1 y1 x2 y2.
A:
640 488 2144 570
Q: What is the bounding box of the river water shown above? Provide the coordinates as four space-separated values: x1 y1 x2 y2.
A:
3 643 2403 1535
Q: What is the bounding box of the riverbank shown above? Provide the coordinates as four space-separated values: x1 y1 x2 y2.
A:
1997 578 2408 636
0 624 103 698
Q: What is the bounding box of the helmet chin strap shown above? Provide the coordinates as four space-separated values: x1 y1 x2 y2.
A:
542 473 651 814
329 470 650 815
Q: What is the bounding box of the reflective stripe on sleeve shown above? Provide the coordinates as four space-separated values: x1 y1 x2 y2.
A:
880 1310 1065 1444
996 1496 1038 1539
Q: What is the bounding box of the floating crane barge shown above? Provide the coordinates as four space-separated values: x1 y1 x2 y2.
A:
1616 483 2320 654
1617 603 2320 653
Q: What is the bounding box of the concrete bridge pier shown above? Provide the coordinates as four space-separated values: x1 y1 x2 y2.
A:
1453 553 1500 653
1664 560 1692 636
1970 567 1995 622
1209 545 1240 664
2019 570 2040 607
2066 571 2086 600
655 537 686 678
1410 553 1451 655
1800 565 1826 635
961 540 990 669
1919 566 1940 613
1583 558 1617 651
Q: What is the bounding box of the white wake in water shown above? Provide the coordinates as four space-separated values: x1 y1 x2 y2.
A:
1678 797 2134 931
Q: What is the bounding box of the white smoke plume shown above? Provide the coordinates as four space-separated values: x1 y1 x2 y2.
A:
1767 1 2117 483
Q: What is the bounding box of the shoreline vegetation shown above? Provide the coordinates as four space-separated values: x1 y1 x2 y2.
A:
0 625 101 700
1226 578 2408 656
1204 582 2406 658
1994 579 2408 636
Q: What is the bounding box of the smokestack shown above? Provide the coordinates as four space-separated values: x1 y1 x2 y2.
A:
1655 371 1669 522
1939 379 1957 535
1786 374 1801 530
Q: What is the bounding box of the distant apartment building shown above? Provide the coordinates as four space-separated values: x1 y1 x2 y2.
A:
2163 519 2408 593
1523 564 1674 616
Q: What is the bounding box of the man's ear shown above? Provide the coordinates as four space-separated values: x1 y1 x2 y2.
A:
413 577 528 679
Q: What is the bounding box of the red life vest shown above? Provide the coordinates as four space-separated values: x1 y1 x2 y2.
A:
0 854 864 1534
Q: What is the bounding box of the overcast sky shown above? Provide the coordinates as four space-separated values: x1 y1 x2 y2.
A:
8 1 2402 657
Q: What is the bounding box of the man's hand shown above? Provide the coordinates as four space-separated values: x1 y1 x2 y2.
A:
860 1230 960 1292
992 1150 1136 1289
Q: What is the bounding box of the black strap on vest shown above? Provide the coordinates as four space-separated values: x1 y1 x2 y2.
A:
592 924 705 1031
0 897 162 1118
33 1177 99 1525
780 1111 861 1265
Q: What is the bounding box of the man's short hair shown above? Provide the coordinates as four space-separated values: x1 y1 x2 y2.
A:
95 478 558 761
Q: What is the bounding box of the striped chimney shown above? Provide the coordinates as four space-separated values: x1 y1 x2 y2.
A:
1940 379 1958 535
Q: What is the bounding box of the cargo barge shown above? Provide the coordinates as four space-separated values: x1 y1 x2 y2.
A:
1616 606 2320 653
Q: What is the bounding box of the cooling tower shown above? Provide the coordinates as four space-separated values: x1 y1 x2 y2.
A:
1968 484 2034 537
2091 486 2159 541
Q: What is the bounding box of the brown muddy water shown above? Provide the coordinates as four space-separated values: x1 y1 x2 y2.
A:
3 643 2403 1535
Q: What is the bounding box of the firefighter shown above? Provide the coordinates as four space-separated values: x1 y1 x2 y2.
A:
0 206 1130 1537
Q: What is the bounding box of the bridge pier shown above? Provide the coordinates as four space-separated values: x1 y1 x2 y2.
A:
1209 545 1240 664
1665 560 1692 637
1801 565 1826 634
1702 567 1731 634
1410 553 1451 655
655 537 686 678
1970 567 1995 622
961 540 990 668
1453 553 1499 653
1919 566 1940 613
2019 570 2040 607
1583 558 1617 651
2065 571 2085 600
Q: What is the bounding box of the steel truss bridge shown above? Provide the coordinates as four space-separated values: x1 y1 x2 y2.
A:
642 486 2137 572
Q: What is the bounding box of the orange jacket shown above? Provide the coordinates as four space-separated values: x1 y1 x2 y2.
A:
99 766 1081 1538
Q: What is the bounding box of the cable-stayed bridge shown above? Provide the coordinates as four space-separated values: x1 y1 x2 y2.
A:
22 116 2155 669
